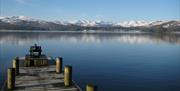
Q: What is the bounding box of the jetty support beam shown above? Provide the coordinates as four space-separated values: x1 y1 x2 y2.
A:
13 57 19 75
56 57 63 73
64 65 72 86
7 68 15 90
86 84 97 91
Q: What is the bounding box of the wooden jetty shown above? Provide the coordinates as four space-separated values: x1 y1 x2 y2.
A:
1 44 96 91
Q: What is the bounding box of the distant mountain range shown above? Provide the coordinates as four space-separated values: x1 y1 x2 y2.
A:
0 16 180 32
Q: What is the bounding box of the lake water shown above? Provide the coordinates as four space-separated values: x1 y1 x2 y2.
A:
0 32 180 91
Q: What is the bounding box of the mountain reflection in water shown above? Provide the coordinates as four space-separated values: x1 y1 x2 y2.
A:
0 31 180 91
0 32 180 45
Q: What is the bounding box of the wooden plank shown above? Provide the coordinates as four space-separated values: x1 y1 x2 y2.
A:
12 65 81 91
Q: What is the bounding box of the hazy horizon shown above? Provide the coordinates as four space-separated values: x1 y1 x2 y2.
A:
1 15 180 23
0 0 179 22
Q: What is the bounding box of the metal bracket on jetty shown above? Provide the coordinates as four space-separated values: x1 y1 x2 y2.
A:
2 44 97 91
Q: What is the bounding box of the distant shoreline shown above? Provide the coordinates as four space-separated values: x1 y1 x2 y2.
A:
0 30 180 34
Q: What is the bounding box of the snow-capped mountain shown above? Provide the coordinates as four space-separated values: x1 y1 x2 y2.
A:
0 16 50 25
115 20 150 27
0 16 35 23
150 20 169 26
55 20 113 27
0 16 180 32
150 20 180 27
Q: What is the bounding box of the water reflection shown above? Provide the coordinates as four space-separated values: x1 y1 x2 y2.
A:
0 32 180 91
0 32 180 45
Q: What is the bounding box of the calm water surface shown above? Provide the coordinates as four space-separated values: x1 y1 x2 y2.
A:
0 32 180 91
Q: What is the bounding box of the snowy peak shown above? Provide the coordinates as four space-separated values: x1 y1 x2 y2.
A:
150 20 170 26
1 16 33 21
12 16 32 20
115 20 150 27
0 16 49 24
0 16 36 24
0 16 179 29
56 20 113 27
150 20 180 26
115 20 180 28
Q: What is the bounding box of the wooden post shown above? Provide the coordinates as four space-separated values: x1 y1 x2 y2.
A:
42 60 44 66
86 84 97 91
25 60 30 67
7 68 15 90
24 60 27 67
41 60 43 66
38 60 42 66
56 57 63 73
64 65 72 86
13 57 19 75
34 60 37 66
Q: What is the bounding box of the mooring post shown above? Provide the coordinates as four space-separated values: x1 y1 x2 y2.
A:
13 57 19 75
64 65 72 86
40 60 42 66
7 68 15 90
86 84 97 91
56 57 63 73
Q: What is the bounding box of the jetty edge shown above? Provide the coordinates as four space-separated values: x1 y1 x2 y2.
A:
1 44 97 91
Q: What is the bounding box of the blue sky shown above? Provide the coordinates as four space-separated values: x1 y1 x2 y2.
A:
0 0 180 22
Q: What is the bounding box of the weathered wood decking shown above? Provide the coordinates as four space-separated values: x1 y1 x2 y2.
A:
15 65 81 91
2 65 81 91
2 44 96 91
